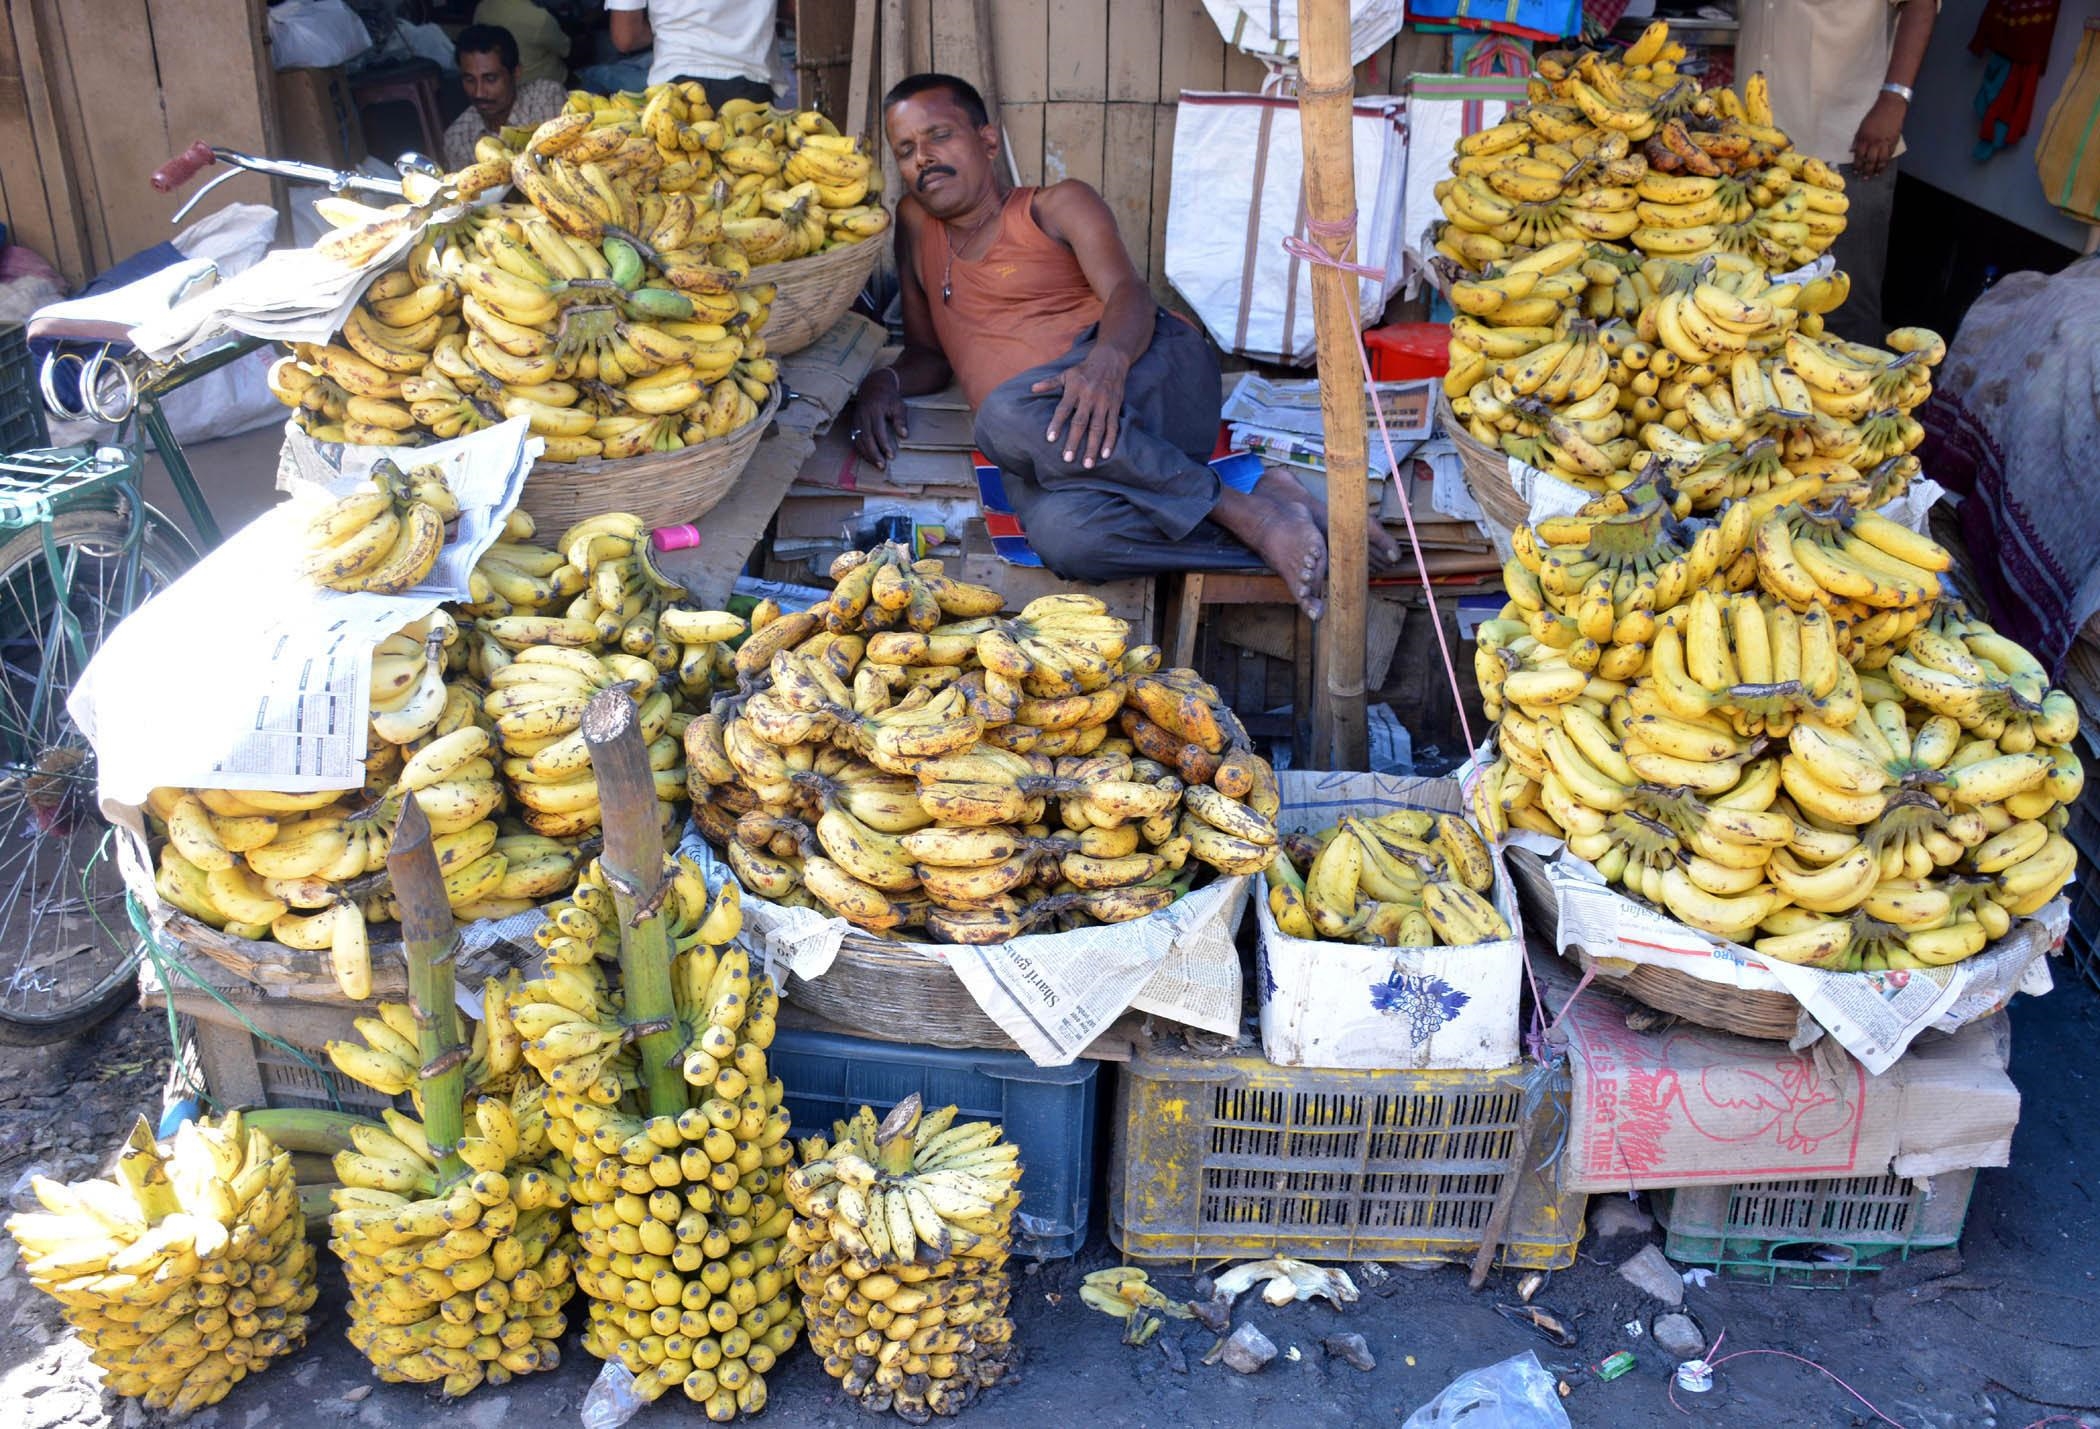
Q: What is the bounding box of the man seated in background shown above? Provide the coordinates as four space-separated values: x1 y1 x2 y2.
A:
848 73 1398 620
472 0 571 88
443 25 568 172
602 0 776 106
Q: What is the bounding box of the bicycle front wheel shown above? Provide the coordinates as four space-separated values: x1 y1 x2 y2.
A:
0 507 196 1045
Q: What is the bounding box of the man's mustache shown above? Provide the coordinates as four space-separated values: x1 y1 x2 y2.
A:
916 166 956 190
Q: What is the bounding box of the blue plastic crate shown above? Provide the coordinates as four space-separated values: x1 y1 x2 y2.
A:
767 1023 1099 1259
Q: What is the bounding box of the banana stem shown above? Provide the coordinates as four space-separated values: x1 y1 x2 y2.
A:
388 795 472 1190
583 686 688 1120
602 224 661 269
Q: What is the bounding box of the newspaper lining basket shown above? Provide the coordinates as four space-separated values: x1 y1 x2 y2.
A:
1504 846 1803 1041
741 237 884 355
1436 388 1527 535
513 384 780 532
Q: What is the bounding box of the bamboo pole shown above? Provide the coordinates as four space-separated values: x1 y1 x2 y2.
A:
583 687 687 1121
1297 0 1370 771
387 796 471 1190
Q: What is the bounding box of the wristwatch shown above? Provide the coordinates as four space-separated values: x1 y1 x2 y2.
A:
1881 82 1914 103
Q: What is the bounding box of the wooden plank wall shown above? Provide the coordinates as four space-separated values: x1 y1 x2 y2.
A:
0 0 276 286
886 0 1444 295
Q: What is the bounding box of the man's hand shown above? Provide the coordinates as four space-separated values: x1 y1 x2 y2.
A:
851 369 907 468
1033 348 1130 468
1852 92 1907 177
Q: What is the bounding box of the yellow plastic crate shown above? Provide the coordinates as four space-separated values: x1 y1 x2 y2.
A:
1108 1044 1586 1267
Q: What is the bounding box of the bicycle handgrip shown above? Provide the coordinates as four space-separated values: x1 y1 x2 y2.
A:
152 142 215 193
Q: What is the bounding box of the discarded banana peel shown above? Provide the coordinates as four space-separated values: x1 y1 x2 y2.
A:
1079 1267 1195 1321
1210 1255 1360 1310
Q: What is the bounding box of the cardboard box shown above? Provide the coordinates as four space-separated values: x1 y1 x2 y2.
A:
1254 772 1524 1071
274 67 365 169
956 519 1154 630
1554 964 2020 1193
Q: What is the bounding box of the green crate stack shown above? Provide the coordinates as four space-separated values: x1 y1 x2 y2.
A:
0 322 49 453
1654 1168 1978 1287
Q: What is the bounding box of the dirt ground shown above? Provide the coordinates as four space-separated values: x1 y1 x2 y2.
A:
2 971 2097 1429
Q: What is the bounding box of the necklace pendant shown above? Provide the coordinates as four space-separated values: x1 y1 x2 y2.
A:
941 281 952 303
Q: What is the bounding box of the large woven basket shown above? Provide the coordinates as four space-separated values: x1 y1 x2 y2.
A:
1437 388 1528 536
778 931 1020 1051
515 384 779 532
1504 846 1803 1041
743 235 884 356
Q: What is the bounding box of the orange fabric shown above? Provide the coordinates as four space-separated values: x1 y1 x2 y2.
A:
913 187 1106 409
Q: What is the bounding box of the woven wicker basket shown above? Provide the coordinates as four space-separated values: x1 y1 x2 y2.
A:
1437 388 1528 536
514 385 779 532
1504 846 1803 1041
778 931 1020 1052
743 236 884 356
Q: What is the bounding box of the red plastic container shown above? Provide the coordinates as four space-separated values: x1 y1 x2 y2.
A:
1364 322 1450 381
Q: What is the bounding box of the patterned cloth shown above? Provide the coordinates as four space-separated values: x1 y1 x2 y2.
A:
1917 257 2100 677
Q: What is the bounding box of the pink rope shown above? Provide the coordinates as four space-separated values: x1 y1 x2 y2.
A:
1279 217 1474 756
1669 1331 1906 1427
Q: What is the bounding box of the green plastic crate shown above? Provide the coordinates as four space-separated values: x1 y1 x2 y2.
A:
0 322 48 453
1108 1043 1585 1268
1655 1169 1977 1287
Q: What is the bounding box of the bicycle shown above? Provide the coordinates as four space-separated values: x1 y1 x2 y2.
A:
0 144 417 1044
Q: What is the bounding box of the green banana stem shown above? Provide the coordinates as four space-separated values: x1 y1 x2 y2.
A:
388 795 472 1191
583 687 689 1120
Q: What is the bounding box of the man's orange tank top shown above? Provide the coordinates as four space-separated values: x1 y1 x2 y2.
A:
911 187 1106 410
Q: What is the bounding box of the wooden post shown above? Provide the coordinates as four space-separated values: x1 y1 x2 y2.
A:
1297 0 1369 772
583 687 687 1120
387 796 471 1190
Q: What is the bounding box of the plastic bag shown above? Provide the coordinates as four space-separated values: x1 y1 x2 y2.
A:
580 1360 644 1429
1199 0 1405 67
1401 1352 1572 1429
267 0 373 71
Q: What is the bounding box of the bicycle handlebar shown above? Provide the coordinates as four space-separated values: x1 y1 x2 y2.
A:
152 142 215 194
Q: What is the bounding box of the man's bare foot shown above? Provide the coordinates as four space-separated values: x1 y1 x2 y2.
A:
1213 486 1329 618
1255 470 1405 573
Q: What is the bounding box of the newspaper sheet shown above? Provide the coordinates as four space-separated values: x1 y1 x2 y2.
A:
1222 373 1435 439
681 831 1245 1066
71 421 534 805
131 200 461 360
1538 848 2062 1074
277 417 541 598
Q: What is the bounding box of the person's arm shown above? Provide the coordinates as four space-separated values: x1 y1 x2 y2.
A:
608 0 651 54
1853 0 1935 176
851 202 952 468
1029 180 1153 466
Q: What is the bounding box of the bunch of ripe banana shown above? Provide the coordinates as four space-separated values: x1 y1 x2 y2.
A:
505 852 741 1100
784 1095 1018 1422
4 1112 317 1416
1472 484 2085 969
277 118 798 458
1264 809 1512 948
143 631 585 994
1446 240 1940 507
1431 24 1845 274
322 1075 578 1394
683 551 1278 943
297 459 458 593
534 88 891 257
322 972 529 1104
504 853 803 1418
467 511 732 706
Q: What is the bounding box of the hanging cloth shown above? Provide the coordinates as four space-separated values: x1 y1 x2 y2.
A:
1970 0 2063 158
